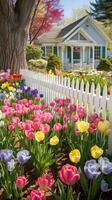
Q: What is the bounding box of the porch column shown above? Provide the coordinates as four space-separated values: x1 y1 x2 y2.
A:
57 46 59 56
82 46 85 67
45 46 47 57
65 46 68 65
52 46 54 54
61 46 65 65
92 46 95 69
100 46 102 58
89 47 90 64
71 46 73 68
105 45 107 57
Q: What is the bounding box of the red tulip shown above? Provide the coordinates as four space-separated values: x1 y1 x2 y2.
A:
58 164 80 185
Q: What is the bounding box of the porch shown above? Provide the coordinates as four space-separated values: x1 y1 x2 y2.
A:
41 44 106 70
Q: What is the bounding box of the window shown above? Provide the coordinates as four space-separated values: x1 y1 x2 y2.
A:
95 46 101 59
46 46 52 55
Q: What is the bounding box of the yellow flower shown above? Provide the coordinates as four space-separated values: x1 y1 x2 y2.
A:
104 129 112 136
77 121 89 133
15 82 19 86
35 131 45 142
91 145 103 159
98 120 110 133
1 82 9 89
8 86 14 91
69 149 81 163
50 136 59 145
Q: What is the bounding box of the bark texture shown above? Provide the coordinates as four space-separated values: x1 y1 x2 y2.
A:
0 0 38 73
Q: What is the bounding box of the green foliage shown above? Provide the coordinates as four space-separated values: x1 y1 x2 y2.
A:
97 58 112 71
46 54 63 73
90 0 112 25
28 59 47 70
26 44 43 61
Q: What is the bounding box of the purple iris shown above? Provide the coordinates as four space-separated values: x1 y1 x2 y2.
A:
0 149 13 162
84 159 101 180
98 157 112 175
17 150 31 165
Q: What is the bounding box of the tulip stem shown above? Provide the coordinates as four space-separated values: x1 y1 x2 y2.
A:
87 180 92 200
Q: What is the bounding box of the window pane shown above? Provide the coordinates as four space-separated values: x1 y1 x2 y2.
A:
46 46 52 55
95 46 101 59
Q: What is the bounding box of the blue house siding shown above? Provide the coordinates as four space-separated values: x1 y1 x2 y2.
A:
82 20 107 45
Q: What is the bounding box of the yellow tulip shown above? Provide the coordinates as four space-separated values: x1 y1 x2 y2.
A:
77 121 89 133
98 120 110 133
35 131 45 142
104 129 112 136
69 149 81 163
1 83 8 89
91 145 103 159
8 86 14 91
50 136 59 145
15 82 19 86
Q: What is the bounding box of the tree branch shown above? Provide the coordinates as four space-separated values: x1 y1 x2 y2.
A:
15 0 39 28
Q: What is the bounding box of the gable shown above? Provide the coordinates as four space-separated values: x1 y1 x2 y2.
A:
70 32 88 41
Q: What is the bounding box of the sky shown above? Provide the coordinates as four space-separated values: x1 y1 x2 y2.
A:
60 0 94 18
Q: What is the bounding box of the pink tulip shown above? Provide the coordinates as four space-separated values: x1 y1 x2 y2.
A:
62 124 68 130
71 115 78 122
69 104 76 112
42 112 53 123
16 176 28 188
53 123 62 132
29 189 46 200
77 106 86 119
40 124 50 134
75 130 80 136
64 114 69 122
50 101 55 107
12 117 20 125
8 123 15 131
35 97 40 102
58 164 80 185
36 173 54 191
25 129 35 140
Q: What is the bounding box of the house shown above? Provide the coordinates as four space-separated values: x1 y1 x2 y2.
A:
36 15 112 70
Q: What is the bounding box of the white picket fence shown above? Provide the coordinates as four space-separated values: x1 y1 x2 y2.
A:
21 69 112 125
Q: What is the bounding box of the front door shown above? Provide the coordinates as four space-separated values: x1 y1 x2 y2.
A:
73 47 80 64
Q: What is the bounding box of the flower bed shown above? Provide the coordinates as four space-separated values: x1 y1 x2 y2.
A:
0 76 112 200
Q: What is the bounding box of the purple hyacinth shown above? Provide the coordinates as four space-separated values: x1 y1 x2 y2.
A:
84 159 101 180
0 149 13 162
98 157 112 175
17 150 31 165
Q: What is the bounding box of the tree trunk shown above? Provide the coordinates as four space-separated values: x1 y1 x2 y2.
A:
0 0 38 74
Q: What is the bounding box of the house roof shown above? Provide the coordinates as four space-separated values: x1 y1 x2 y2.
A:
57 15 87 38
36 15 112 44
35 28 62 44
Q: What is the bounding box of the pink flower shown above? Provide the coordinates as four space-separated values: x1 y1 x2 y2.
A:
8 123 15 131
64 114 69 122
40 124 50 134
88 113 98 123
50 101 55 107
29 189 46 200
62 124 68 130
58 164 80 185
25 129 35 140
36 173 54 191
16 176 28 188
77 107 86 119
75 130 80 136
69 104 76 112
35 97 40 102
42 112 53 123
71 115 78 122
53 123 62 132
12 117 20 125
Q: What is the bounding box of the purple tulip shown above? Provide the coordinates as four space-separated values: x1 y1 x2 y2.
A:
17 150 31 165
101 179 112 192
7 159 15 172
84 159 101 180
0 149 13 162
98 157 112 175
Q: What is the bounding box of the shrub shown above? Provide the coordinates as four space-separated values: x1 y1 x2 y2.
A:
97 58 112 71
46 54 63 73
26 44 43 61
28 59 47 70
